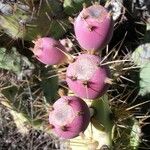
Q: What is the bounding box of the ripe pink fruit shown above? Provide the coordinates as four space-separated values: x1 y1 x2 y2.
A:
74 4 114 51
49 96 90 139
32 37 67 65
66 54 110 99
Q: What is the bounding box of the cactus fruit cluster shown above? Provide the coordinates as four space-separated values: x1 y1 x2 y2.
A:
28 2 115 144
17 2 140 149
0 1 146 149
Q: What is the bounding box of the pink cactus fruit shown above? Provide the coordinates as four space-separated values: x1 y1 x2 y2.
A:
32 37 67 65
66 54 110 99
48 96 90 139
74 4 114 51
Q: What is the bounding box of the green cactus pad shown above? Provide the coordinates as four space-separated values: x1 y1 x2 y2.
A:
91 95 113 132
112 118 140 150
0 1 70 40
139 62 150 95
91 95 113 147
131 43 150 67
0 47 21 74
1 87 48 133
1 85 31 134
0 47 34 75
1 100 30 135
130 119 141 149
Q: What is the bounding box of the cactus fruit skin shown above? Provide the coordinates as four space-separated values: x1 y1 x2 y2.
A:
66 54 110 99
32 37 67 65
74 4 114 51
48 96 90 139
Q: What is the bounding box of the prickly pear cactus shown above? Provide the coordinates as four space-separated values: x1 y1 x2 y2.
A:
0 1 146 149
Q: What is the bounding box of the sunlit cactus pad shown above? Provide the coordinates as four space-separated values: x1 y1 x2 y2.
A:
139 62 150 95
132 43 150 67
